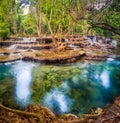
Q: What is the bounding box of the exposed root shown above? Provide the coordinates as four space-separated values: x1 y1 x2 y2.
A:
0 104 43 122
0 97 120 123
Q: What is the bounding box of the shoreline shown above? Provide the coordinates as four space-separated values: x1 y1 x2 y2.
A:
0 97 120 123
0 54 108 64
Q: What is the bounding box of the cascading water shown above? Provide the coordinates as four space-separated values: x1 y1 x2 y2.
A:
7 44 17 50
17 53 22 60
0 53 4 56
9 53 14 59
23 38 31 42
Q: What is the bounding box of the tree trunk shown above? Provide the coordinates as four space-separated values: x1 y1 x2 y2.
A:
37 26 42 37
47 0 56 44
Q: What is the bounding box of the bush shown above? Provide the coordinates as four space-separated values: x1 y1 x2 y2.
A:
0 29 9 40
0 23 10 40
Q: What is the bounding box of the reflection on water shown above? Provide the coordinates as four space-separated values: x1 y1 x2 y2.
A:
12 62 34 106
43 88 72 115
100 70 110 88
0 60 120 115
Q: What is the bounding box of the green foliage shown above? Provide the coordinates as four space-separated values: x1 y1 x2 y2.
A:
0 0 16 39
0 0 120 37
0 22 10 40
88 0 120 37
21 14 37 35
110 0 120 12
35 52 42 57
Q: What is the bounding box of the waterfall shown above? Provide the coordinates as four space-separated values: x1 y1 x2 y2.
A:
111 40 117 48
9 53 14 59
7 44 17 50
65 38 69 42
23 38 30 42
18 53 22 60
31 37 36 42
0 53 4 56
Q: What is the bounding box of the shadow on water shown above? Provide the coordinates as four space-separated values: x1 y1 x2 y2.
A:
0 59 120 115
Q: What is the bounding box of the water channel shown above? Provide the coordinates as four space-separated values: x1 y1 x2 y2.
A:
0 59 120 115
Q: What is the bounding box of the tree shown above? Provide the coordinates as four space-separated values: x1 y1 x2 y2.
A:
0 0 17 40
1 0 120 39
88 0 120 36
21 14 37 36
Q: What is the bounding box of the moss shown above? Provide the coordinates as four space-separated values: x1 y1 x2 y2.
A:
35 52 42 57
0 55 9 61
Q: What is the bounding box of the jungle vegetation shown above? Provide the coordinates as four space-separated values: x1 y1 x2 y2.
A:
0 0 120 40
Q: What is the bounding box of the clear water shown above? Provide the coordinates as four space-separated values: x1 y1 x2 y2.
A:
0 60 120 115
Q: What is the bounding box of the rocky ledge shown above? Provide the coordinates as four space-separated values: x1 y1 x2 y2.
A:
22 50 86 64
0 49 86 64
83 55 107 61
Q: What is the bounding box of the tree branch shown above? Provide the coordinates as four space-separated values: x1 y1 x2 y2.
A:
91 22 120 35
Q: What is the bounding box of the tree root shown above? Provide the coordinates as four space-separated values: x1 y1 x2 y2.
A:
1 99 120 123
0 104 43 123
0 103 100 123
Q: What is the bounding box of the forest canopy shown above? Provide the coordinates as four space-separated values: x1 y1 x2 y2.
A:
0 0 120 40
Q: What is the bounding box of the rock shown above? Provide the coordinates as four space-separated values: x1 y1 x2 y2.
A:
95 108 103 115
60 113 78 120
114 97 120 106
